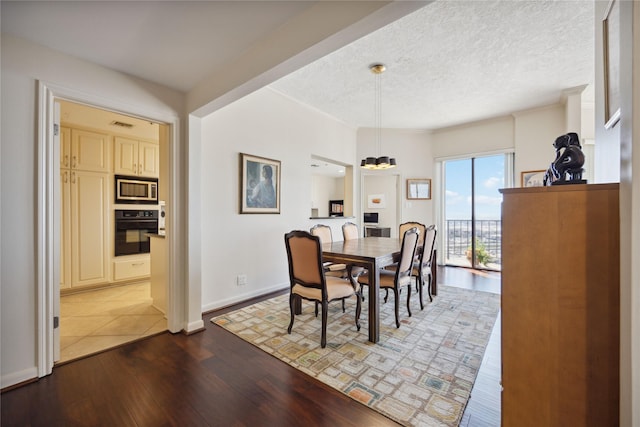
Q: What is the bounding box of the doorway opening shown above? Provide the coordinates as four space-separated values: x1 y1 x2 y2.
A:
361 174 401 238
56 100 168 363
441 153 513 271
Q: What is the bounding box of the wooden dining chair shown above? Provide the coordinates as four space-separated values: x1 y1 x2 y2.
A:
310 224 348 277
357 227 419 328
399 221 426 246
284 230 361 348
414 224 437 308
341 222 367 299
385 221 426 296
341 222 360 240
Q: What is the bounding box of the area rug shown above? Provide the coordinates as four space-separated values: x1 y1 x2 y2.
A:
211 285 500 426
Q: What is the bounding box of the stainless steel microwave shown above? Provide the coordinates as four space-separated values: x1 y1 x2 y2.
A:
115 175 158 204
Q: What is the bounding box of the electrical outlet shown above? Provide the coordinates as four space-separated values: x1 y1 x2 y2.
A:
237 274 247 286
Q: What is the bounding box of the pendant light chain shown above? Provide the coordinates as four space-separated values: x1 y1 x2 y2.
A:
361 63 396 170
376 68 381 158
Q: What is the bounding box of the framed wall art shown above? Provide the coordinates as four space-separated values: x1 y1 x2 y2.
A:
521 170 546 188
603 0 621 129
240 153 281 214
367 194 386 209
406 178 431 200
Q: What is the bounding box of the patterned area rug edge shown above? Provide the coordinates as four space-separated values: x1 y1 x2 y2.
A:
211 285 500 427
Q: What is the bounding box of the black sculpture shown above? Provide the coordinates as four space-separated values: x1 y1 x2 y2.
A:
543 132 586 186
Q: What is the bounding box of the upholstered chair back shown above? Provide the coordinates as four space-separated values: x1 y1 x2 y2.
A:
342 222 359 241
310 224 333 245
399 222 426 246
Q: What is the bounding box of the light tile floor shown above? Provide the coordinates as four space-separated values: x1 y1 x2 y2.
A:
59 282 167 363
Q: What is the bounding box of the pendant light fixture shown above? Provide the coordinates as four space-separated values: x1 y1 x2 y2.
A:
361 63 396 170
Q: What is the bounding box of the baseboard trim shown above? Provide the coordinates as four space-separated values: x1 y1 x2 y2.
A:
1 367 38 391
201 283 289 314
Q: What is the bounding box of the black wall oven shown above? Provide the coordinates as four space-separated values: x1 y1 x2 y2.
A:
115 209 158 256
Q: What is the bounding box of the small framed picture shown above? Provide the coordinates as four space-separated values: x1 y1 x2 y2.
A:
521 170 546 188
406 178 431 200
240 153 281 214
367 194 386 208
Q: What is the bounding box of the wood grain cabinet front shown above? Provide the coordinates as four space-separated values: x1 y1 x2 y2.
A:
500 184 619 427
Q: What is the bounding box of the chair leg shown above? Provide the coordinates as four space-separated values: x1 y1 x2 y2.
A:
384 288 389 303
355 293 362 331
315 301 318 317
426 272 433 302
321 301 328 348
418 275 425 310
287 294 296 334
393 288 400 328
342 299 346 313
406 283 412 318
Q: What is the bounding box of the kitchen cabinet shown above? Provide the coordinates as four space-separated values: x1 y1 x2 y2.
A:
149 235 167 314
113 255 151 282
60 125 111 289
60 169 110 289
114 136 159 178
500 184 619 426
60 127 111 173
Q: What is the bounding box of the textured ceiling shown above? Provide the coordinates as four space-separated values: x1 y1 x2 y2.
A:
2 1 595 131
271 0 595 130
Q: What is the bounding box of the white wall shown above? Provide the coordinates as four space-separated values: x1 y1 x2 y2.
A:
431 105 568 184
0 35 184 388
513 104 566 177
199 87 357 311
613 1 640 424
357 128 434 230
431 115 514 159
362 174 399 236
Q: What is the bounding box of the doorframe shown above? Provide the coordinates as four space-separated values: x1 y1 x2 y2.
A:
36 81 184 377
435 150 514 270
360 172 402 237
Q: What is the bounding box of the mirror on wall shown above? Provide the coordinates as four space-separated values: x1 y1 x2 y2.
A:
310 156 348 218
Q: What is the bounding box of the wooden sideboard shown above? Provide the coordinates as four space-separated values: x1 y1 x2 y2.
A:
500 183 619 426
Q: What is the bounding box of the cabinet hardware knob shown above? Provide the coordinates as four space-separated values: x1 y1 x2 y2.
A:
72 156 77 168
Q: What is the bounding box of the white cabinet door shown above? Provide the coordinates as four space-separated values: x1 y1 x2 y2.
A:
114 136 138 176
60 169 72 290
70 170 110 287
71 129 110 172
60 126 71 170
114 136 159 178
138 141 160 178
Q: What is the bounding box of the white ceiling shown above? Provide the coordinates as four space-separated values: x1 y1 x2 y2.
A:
2 0 595 131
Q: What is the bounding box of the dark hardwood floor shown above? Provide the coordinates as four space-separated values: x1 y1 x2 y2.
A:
1 267 501 427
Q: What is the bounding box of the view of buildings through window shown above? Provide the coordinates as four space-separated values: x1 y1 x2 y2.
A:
444 154 506 270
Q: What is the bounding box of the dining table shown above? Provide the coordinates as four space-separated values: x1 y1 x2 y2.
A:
321 236 439 344
321 237 401 343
